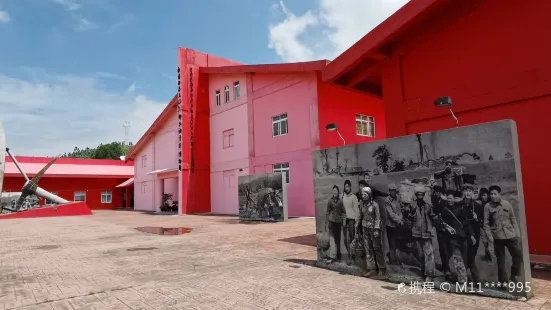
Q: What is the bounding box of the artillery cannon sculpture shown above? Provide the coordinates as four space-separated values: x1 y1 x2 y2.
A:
0 121 70 213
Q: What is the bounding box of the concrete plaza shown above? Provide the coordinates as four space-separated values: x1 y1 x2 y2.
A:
0 210 550 310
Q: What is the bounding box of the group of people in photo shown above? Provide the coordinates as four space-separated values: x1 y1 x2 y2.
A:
323 160 523 286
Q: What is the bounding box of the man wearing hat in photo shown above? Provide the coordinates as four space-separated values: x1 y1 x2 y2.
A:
407 185 454 282
434 159 462 192
461 182 483 282
483 185 523 284
384 183 403 265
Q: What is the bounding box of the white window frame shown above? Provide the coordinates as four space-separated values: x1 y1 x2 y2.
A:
224 85 230 103
215 90 221 106
233 81 240 99
101 191 112 204
223 129 234 149
223 170 234 188
141 155 147 168
74 191 86 202
355 114 375 137
45 192 58 205
273 163 290 184
272 113 288 137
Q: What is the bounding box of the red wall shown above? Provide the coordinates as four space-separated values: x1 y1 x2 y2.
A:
381 0 551 254
2 177 128 210
317 74 386 149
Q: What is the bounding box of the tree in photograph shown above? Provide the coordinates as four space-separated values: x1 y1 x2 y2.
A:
505 152 513 159
372 144 392 173
416 134 424 166
391 158 406 172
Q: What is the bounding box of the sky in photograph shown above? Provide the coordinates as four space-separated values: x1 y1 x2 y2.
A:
0 0 409 156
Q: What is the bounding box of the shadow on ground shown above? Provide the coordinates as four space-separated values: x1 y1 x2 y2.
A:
277 234 317 247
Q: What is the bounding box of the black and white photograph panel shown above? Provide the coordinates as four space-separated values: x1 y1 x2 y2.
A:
0 192 42 214
313 120 532 299
238 172 287 222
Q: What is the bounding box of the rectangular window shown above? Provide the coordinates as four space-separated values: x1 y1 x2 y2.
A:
273 163 290 184
223 129 234 149
233 81 240 99
223 170 234 188
272 113 288 137
141 155 147 168
355 114 375 137
141 183 147 194
215 90 221 106
74 191 86 202
224 86 230 103
45 192 58 205
101 191 112 204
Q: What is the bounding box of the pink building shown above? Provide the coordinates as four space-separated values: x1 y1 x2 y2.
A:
128 48 385 216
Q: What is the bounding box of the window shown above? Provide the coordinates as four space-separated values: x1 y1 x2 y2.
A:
215 90 221 106
233 81 240 99
223 170 234 188
141 155 147 168
141 183 147 194
273 163 290 183
45 192 58 205
223 129 234 149
74 191 86 202
101 191 112 204
272 113 288 137
355 114 375 137
224 85 230 103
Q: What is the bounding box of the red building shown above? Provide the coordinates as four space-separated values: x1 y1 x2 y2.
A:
2 156 134 210
322 0 550 255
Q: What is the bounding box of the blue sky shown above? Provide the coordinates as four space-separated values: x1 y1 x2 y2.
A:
0 0 407 156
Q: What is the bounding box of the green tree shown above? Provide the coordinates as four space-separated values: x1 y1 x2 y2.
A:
63 141 133 160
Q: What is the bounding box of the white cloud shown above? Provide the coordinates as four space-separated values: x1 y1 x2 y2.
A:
0 71 167 156
72 14 98 31
105 14 134 34
51 0 81 11
268 0 410 62
0 10 11 23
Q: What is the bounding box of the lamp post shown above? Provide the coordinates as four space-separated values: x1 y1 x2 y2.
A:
434 96 459 128
325 123 345 145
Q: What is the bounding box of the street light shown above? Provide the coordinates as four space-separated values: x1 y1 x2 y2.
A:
434 96 459 128
325 123 345 145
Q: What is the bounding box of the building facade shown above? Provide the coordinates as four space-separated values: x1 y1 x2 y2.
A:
322 0 551 254
2 156 134 210
129 48 385 216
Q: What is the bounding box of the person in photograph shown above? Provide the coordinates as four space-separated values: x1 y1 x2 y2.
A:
355 187 386 279
430 185 451 277
384 183 403 266
406 185 453 282
461 183 483 282
356 180 368 202
362 172 388 198
434 159 462 192
484 185 523 283
342 180 359 265
476 187 492 261
325 185 345 263
440 190 472 283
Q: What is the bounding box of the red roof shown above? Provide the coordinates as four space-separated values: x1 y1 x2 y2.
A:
200 60 330 74
4 156 133 178
321 0 447 96
125 95 178 161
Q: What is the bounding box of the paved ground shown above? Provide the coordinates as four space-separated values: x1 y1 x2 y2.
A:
0 210 550 310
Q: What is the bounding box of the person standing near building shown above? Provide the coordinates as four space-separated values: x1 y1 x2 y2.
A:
484 185 523 283
342 180 359 265
461 183 483 282
325 185 345 263
384 183 403 265
355 187 386 279
407 185 452 282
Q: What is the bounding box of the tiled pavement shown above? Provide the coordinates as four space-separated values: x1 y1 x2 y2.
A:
0 210 550 310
